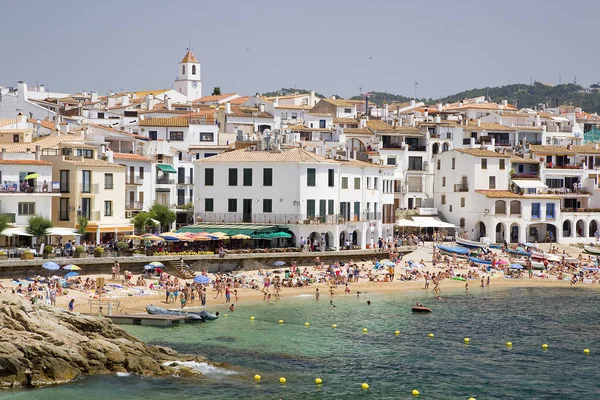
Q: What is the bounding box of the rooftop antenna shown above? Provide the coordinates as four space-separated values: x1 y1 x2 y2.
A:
363 93 374 119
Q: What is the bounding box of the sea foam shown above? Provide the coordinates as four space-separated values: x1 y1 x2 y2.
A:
163 361 238 376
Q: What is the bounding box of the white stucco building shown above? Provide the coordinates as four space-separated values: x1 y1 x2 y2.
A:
193 147 395 249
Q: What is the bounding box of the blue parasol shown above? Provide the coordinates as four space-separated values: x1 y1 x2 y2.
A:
509 264 524 269
42 261 60 271
194 275 210 284
65 271 79 279
144 264 155 271
273 261 286 266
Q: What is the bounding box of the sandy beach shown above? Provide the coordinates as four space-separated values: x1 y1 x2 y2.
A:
3 241 599 315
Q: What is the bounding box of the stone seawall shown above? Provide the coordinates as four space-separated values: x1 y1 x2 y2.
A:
0 248 414 278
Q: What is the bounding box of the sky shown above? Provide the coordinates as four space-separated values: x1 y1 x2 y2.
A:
2 0 600 100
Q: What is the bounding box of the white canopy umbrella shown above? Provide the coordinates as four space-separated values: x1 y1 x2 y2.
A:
395 219 421 227
0 227 33 237
47 227 81 236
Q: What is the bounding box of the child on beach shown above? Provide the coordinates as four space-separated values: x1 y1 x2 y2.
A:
465 282 469 292
234 289 239 303
180 293 186 308
68 299 75 312
315 288 320 300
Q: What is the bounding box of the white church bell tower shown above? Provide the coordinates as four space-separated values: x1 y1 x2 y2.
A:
174 49 202 100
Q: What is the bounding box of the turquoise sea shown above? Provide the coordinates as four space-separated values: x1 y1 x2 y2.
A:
3 286 600 399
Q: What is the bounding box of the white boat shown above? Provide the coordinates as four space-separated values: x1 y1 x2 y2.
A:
456 237 488 249
514 260 545 270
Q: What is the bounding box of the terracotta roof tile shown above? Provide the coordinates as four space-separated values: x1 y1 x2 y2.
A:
138 117 189 127
367 120 396 133
334 118 360 124
112 153 152 162
464 120 515 132
181 50 198 63
274 104 312 110
0 119 17 127
192 93 239 103
456 148 510 158
1 134 84 153
63 158 125 168
510 156 541 164
0 159 52 165
88 123 148 140
529 145 577 155
514 125 543 131
342 128 371 135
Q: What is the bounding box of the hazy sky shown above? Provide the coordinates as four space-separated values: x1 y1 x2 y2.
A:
2 0 599 99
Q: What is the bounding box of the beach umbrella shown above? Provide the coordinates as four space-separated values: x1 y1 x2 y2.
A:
402 266 414 271
149 261 164 267
63 264 81 271
124 234 142 240
42 261 60 271
159 233 180 242
273 261 286 266
143 264 155 271
231 234 251 239
497 259 510 265
583 267 599 271
412 263 425 269
24 173 40 180
142 234 162 241
383 261 396 266
65 271 79 279
509 264 524 270
193 275 211 284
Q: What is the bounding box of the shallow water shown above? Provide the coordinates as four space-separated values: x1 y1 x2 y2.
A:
4 286 600 399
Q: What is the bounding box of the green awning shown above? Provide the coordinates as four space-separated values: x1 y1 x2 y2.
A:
157 164 177 174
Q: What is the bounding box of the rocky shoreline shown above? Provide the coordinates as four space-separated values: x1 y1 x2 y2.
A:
0 294 207 388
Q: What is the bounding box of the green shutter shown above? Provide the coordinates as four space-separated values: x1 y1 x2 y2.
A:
307 199 316 217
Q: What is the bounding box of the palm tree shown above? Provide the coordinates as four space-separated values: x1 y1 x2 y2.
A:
26 215 53 245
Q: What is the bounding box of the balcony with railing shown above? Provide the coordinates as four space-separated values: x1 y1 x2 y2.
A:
0 213 16 223
79 183 99 194
126 175 143 185
126 201 144 210
454 183 469 192
154 155 174 164
512 173 540 179
156 176 175 185
0 181 60 194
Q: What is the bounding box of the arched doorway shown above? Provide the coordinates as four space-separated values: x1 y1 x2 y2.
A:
432 143 440 154
346 138 366 153
352 229 362 248
325 231 334 250
495 223 505 243
589 220 599 238
563 220 572 238
576 219 586 237
339 230 349 249
527 223 557 243
510 223 520 243
308 231 322 251
475 221 486 240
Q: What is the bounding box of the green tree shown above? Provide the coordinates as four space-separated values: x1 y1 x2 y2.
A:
0 213 10 236
26 215 53 244
212 86 221 96
148 203 176 232
76 216 89 236
131 211 156 234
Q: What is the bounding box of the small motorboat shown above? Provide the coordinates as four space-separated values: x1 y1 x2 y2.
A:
146 305 219 322
437 245 470 257
468 257 492 265
411 305 432 313
456 237 488 249
584 245 600 256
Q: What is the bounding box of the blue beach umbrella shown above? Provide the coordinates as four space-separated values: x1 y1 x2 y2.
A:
42 261 60 271
383 261 396 266
144 264 155 271
65 272 79 279
509 264 524 269
273 261 286 267
194 275 210 284
149 261 164 267
583 267 599 271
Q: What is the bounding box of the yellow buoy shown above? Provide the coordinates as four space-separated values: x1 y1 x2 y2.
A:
315 378 323 384
250 316 255 320
428 333 434 338
395 330 400 335
542 343 549 349
506 342 512 347
361 383 369 389
584 349 590 354
412 389 420 396
362 328 368 333
279 377 286 384
254 374 261 382
224 314 228 317
464 338 470 343
279 320 284 324
468 398 477 400
305 322 310 327
332 324 337 329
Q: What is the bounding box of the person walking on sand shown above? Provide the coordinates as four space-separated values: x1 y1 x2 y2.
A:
200 288 207 306
486 276 490 287
424 275 430 289
465 282 469 292
315 288 320 300
68 298 75 312
225 285 231 304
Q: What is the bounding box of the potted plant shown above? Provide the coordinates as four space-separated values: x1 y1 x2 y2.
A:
74 245 86 258
42 245 55 259
93 246 105 258
116 241 129 256
20 250 34 260
0 250 7 260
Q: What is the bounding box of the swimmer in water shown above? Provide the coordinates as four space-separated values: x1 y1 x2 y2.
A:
229 304 235 312
356 291 361 297
367 300 371 306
